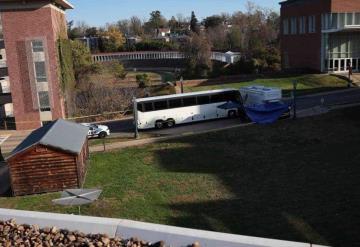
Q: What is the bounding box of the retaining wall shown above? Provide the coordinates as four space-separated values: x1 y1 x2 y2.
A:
0 208 328 247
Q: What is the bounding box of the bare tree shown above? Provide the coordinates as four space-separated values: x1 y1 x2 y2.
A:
129 16 144 36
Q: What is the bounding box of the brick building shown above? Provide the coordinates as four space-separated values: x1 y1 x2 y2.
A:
280 0 360 73
0 0 73 130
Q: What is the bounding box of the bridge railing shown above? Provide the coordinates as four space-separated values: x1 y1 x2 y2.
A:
92 51 241 64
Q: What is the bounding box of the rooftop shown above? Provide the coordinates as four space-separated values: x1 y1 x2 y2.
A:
6 119 88 160
279 0 319 6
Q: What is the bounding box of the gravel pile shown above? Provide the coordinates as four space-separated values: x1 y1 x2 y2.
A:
0 219 201 247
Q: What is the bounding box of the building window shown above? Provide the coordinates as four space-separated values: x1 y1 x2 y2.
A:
355 13 360 25
283 19 289 35
346 13 354 25
32 40 44 52
331 13 338 29
299 16 306 34
38 91 51 111
308 15 316 33
290 17 297 34
34 61 47 82
338 13 345 28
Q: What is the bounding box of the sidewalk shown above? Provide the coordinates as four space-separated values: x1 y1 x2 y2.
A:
90 122 253 153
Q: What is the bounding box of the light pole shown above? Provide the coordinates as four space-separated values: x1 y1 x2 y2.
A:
133 96 139 139
292 80 298 120
180 76 184 94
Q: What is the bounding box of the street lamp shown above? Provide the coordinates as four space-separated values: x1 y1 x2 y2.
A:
292 80 298 120
180 76 184 94
133 96 139 139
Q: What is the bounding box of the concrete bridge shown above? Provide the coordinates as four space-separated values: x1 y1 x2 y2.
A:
92 51 241 68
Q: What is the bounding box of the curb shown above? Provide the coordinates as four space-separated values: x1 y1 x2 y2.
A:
0 208 328 247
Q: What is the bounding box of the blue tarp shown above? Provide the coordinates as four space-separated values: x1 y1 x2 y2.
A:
245 102 290 124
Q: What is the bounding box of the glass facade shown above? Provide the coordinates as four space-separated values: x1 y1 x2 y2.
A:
322 12 360 30
322 12 360 72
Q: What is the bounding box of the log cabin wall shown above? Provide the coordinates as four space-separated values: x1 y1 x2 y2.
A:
76 138 89 188
8 144 78 196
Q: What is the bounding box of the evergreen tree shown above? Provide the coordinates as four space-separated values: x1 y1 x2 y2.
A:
190 11 199 34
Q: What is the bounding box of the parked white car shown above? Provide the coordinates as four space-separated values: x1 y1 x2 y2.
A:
81 123 110 138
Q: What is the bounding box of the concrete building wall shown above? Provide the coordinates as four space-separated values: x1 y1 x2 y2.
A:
1 4 66 130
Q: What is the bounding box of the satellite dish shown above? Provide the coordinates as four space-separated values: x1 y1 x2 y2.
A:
52 189 102 207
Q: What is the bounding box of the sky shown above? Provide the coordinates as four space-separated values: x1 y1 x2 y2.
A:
66 0 280 27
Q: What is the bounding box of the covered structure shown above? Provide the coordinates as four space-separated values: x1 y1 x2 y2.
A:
6 119 89 196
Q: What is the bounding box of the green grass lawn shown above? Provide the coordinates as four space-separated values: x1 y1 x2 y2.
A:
185 74 349 97
1 106 360 246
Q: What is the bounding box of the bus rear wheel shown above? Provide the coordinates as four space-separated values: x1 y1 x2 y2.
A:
155 120 165 129
166 119 175 128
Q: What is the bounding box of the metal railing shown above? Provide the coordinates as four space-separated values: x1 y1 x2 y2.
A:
92 51 242 64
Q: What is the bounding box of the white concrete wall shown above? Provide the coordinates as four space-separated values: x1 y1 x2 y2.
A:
0 208 328 247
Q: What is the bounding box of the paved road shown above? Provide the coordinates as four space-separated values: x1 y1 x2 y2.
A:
285 88 360 110
102 88 360 137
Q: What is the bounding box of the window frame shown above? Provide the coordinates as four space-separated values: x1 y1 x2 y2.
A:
31 40 44 52
299 16 306 34
38 91 51 112
308 15 316 33
290 17 297 35
283 18 289 35
34 61 47 83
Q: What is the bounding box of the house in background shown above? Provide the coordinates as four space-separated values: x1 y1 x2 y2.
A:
280 0 360 73
77 36 100 52
0 0 73 130
6 119 89 196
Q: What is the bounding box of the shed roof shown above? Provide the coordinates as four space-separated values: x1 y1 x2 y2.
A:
7 119 88 160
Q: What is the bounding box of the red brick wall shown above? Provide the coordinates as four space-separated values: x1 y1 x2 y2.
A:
280 0 331 72
331 0 360 12
280 0 360 72
2 5 66 130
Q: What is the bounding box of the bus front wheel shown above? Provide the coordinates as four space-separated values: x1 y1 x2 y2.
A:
228 110 237 118
155 120 164 129
167 119 175 128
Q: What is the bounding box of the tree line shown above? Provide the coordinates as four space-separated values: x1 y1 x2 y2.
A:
69 3 280 77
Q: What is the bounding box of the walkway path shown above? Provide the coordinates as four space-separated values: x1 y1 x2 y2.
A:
352 73 360 85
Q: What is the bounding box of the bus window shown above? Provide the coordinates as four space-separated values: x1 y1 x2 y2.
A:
197 95 210 105
137 103 144 112
210 93 226 103
169 98 182 108
144 102 153 112
154 100 168 110
183 97 196 106
224 91 240 102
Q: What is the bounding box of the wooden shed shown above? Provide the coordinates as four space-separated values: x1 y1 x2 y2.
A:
6 119 89 196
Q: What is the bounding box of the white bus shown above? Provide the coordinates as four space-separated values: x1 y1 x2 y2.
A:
135 89 242 129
